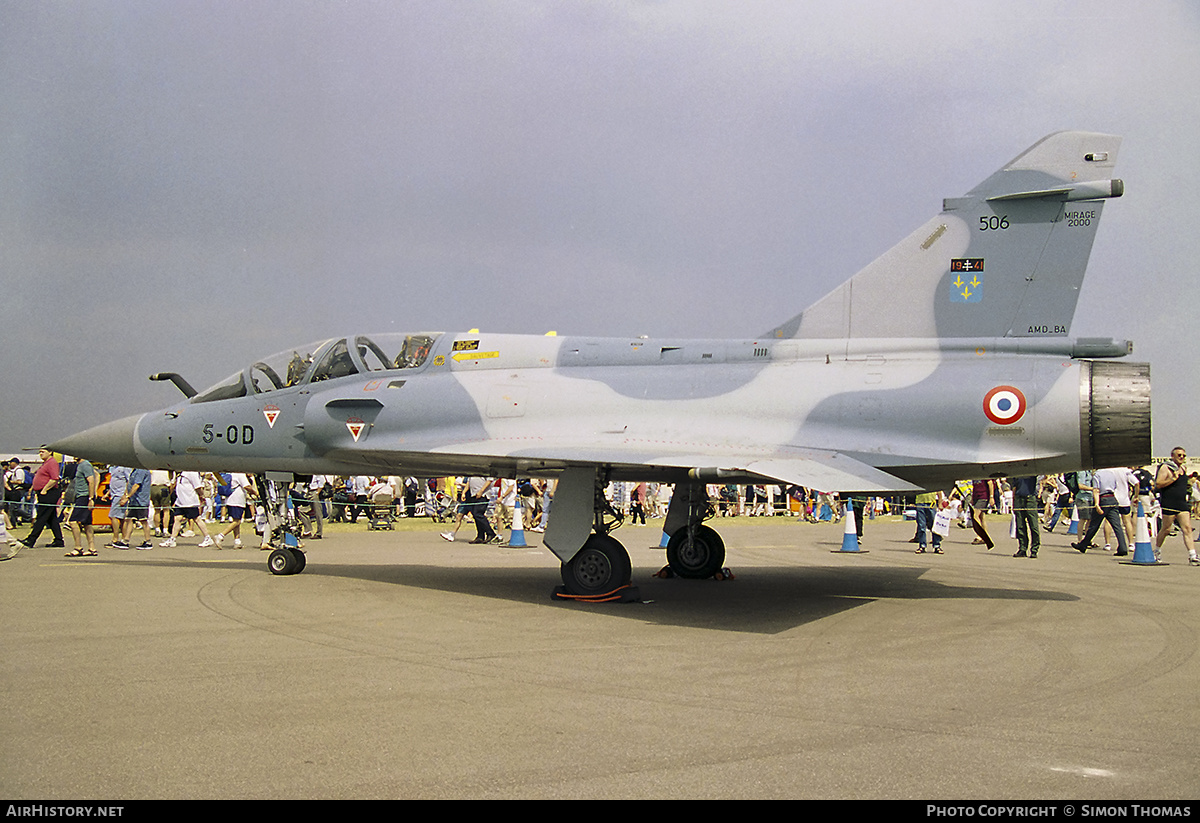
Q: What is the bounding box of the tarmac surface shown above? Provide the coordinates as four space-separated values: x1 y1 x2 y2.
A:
2 513 1198 800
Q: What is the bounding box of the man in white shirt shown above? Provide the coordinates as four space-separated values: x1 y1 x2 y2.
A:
214 473 255 549
161 471 217 548
1100 466 1137 551
1073 467 1131 556
350 475 371 523
496 479 516 530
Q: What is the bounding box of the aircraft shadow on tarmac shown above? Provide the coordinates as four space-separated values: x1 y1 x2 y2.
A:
142 556 1079 635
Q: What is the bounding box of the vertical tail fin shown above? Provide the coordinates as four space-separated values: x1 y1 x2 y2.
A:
769 131 1123 339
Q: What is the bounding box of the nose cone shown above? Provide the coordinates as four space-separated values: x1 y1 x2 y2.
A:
49 414 144 468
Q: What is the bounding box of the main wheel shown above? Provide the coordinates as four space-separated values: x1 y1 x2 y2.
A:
561 534 632 596
666 524 726 579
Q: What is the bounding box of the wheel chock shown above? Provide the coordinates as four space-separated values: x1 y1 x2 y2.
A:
654 564 736 580
552 584 641 603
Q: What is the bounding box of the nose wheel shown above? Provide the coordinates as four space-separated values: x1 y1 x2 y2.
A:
268 547 306 575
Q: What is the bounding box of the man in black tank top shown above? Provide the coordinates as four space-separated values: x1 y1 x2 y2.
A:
1155 447 1196 565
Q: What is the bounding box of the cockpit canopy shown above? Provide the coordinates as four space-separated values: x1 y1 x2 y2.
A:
192 333 440 403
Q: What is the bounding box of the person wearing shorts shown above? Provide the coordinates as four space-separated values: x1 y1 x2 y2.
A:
160 471 215 548
119 467 153 549
107 465 131 549
969 478 996 550
439 485 471 542
150 470 172 537
1156 447 1196 566
65 457 98 557
214 473 255 549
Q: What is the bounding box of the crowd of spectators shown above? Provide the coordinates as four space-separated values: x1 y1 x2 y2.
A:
4 451 1196 566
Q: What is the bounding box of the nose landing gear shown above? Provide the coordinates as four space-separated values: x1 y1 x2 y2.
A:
666 523 726 579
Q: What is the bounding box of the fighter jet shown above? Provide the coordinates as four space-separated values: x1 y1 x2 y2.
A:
52 131 1149 595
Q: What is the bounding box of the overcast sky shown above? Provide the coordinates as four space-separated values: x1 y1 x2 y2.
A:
2 0 1196 457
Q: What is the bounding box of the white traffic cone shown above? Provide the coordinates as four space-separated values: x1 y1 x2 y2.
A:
1067 505 1080 535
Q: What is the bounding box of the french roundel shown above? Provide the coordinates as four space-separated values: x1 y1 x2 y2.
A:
983 386 1026 425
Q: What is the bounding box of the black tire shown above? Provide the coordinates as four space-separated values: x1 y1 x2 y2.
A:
561 534 632 596
291 548 306 573
666 524 726 579
268 547 297 576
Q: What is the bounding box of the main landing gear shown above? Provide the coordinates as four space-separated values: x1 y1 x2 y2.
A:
666 523 726 579
560 533 633 598
558 472 634 598
553 474 728 598
663 483 726 579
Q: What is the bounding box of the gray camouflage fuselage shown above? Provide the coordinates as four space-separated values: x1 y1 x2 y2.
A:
69 330 1147 491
